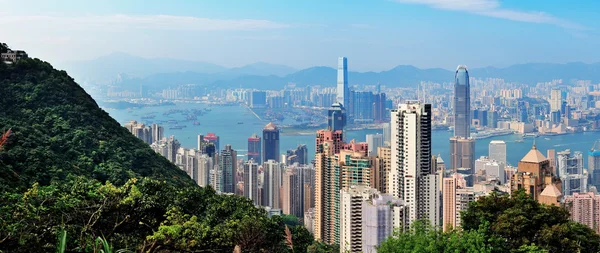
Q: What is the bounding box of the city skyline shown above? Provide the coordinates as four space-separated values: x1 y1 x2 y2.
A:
3 0 600 71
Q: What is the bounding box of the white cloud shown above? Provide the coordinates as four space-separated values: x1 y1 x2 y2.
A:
0 14 291 31
395 0 584 30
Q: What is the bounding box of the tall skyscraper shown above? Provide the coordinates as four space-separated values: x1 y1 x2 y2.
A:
263 160 283 209
454 65 470 138
550 89 563 113
327 103 347 131
373 146 391 193
151 123 163 143
219 144 237 193
558 150 587 196
204 133 220 151
336 57 349 108
340 185 377 253
489 140 507 165
243 160 259 205
442 174 472 231
197 154 212 187
286 144 308 165
263 122 280 162
283 168 303 217
247 133 261 164
450 137 475 186
390 101 438 227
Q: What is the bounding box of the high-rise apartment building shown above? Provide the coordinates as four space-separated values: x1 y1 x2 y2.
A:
283 168 302 217
557 150 587 196
339 141 371 189
450 137 475 186
197 154 212 187
285 144 308 165
247 133 261 164
390 101 438 227
550 89 563 112
454 65 470 138
151 123 163 143
125 120 152 144
362 191 405 253
373 146 391 193
219 144 237 193
474 156 506 184
489 140 507 165
243 160 259 205
262 160 283 209
340 185 376 253
337 57 349 108
263 122 280 162
382 122 391 147
564 192 600 234
442 174 473 231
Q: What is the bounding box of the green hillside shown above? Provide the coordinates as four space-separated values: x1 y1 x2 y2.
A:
0 57 195 192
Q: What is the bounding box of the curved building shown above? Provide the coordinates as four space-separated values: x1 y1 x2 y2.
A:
454 65 470 138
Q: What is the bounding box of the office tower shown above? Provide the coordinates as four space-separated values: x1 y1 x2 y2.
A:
247 133 261 164
550 89 563 112
373 146 391 193
286 144 308 165
366 133 384 157
243 160 259 205
589 141 600 190
197 154 212 187
340 185 378 253
263 122 280 162
511 144 562 205
204 133 220 151
339 141 371 189
263 160 283 209
283 168 302 217
373 92 388 122
474 156 506 184
489 140 507 165
219 144 237 193
557 150 587 196
390 101 438 227
327 103 347 131
564 192 600 234
382 122 391 147
362 191 405 253
353 91 374 121
487 110 498 128
314 129 344 244
337 57 349 108
449 137 475 186
442 174 473 231
454 65 470 138
151 123 163 143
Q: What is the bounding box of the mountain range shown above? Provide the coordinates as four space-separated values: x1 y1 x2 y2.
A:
58 52 600 91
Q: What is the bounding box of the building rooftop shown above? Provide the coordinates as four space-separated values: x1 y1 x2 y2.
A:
540 184 562 198
520 145 547 163
264 122 278 130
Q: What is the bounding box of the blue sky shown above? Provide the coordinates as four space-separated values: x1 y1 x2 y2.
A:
2 0 599 71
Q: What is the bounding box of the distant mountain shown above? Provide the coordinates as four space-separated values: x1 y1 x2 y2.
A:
225 62 297 77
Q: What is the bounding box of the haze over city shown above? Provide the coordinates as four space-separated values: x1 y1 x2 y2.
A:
3 0 600 71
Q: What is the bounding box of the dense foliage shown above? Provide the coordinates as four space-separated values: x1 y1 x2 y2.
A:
379 190 600 253
0 51 329 252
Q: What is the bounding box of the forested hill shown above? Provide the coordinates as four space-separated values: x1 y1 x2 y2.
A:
0 57 195 192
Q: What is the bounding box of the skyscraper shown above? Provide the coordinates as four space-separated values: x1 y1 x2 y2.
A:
219 144 237 193
263 160 283 209
204 133 220 151
489 140 507 165
589 141 600 190
283 168 302 217
442 174 472 231
550 89 563 113
454 65 470 138
151 123 163 143
247 133 261 164
285 144 308 165
564 192 600 234
558 150 587 196
336 57 349 108
390 101 438 227
263 123 280 162
327 103 346 131
366 133 384 157
243 160 259 205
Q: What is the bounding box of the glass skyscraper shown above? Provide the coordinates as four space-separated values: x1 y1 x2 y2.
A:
454 65 470 138
337 57 349 108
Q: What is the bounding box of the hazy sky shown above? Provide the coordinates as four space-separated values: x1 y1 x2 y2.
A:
2 0 599 71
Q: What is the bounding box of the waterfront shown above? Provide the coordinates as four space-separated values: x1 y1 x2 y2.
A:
105 103 600 167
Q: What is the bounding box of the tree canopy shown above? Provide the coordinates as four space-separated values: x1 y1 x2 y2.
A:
379 190 600 253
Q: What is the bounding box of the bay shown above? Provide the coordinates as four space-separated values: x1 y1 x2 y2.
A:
105 103 600 167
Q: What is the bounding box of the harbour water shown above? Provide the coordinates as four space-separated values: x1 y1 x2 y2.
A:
105 103 600 167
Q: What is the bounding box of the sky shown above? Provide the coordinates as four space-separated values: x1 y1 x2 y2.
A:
2 0 599 71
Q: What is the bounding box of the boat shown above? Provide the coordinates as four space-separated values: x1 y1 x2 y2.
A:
169 126 184 130
193 122 201 125
544 138 551 140
238 122 244 124
515 139 524 143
